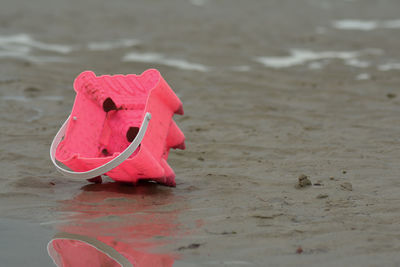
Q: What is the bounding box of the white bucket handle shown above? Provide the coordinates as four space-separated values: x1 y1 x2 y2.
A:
47 232 133 267
50 112 151 180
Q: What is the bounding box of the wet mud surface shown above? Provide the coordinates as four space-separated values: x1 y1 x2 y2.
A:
1 0 400 266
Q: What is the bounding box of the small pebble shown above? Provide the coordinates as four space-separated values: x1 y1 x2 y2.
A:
296 247 303 254
313 180 323 186
340 182 353 191
178 243 202 251
387 93 396 99
297 174 312 188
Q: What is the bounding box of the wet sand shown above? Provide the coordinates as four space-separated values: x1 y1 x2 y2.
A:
1 0 400 266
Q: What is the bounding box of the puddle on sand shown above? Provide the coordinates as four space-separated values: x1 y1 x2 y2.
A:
87 39 140 51
332 19 400 31
378 62 400 71
0 34 72 54
47 182 187 267
255 49 381 69
122 52 209 72
356 73 370 80
0 218 54 267
0 34 73 63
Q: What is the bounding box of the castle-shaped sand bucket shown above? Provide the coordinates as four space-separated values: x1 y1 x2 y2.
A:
50 70 185 186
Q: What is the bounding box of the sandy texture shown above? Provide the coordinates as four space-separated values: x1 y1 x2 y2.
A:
1 0 400 266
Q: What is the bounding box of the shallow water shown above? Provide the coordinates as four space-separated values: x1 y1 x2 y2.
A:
1 0 400 266
0 219 54 267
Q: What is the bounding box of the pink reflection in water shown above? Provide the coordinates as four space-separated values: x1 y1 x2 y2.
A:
48 182 184 267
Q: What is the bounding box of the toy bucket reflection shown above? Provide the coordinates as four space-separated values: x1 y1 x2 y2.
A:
47 182 184 267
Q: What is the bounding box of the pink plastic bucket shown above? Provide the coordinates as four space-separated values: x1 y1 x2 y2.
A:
50 70 185 186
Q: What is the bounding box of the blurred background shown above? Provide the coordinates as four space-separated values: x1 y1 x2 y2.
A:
1 0 400 266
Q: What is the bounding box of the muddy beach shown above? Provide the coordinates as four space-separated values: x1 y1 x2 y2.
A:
1 0 400 266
